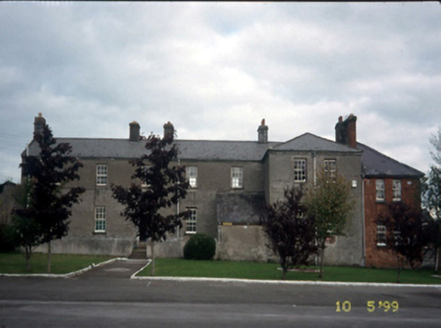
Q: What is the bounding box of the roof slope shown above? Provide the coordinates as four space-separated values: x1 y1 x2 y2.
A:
357 143 424 178
273 133 361 153
26 138 279 162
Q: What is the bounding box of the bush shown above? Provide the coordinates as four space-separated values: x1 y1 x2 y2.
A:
0 224 16 252
183 233 216 260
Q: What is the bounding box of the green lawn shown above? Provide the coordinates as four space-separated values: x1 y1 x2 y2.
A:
0 252 115 274
139 258 441 285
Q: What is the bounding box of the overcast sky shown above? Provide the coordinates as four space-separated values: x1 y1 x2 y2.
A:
1 2 440 183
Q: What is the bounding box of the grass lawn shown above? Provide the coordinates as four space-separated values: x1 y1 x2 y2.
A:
0 252 115 274
138 258 441 285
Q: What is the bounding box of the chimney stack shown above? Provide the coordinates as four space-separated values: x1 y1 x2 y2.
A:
163 121 174 140
335 114 357 148
33 113 46 139
129 121 140 142
257 119 268 143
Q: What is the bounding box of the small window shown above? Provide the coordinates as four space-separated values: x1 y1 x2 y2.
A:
186 208 197 234
187 166 198 188
376 179 385 202
95 206 106 233
231 167 243 189
324 159 337 179
294 159 306 182
377 224 386 246
393 180 401 201
96 164 108 186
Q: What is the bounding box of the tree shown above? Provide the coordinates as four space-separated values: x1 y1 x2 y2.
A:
111 132 190 276
13 123 85 273
304 169 354 278
10 180 42 271
423 128 441 272
261 187 317 280
377 202 432 282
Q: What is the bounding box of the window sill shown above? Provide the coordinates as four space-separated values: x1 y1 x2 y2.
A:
377 243 387 247
93 231 106 235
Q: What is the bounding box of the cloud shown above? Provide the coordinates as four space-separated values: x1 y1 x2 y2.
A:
0 2 440 183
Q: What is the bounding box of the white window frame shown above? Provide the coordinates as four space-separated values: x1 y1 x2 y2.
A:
231 167 243 189
96 164 108 186
393 180 402 202
324 159 337 180
376 179 385 202
95 206 106 233
377 224 387 246
294 159 307 183
186 208 197 234
187 166 198 188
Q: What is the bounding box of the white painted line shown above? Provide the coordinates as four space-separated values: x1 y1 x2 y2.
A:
130 259 152 279
132 272 441 288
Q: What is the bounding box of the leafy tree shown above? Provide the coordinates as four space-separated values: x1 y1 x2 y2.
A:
10 180 42 271
304 169 354 278
377 202 432 282
423 128 441 272
261 186 317 280
13 123 85 273
111 132 190 276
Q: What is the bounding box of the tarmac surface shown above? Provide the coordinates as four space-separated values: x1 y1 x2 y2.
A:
1 259 441 327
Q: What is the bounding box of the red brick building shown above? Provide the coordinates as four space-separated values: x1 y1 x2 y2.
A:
336 115 424 268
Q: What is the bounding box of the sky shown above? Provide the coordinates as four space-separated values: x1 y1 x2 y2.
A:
1 2 440 184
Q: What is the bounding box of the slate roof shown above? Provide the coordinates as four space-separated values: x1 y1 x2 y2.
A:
26 138 279 162
357 143 424 178
273 133 362 153
25 134 423 178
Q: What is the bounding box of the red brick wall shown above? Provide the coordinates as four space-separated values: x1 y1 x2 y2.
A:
364 177 421 268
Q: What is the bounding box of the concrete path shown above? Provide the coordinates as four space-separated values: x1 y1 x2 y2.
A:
77 258 148 279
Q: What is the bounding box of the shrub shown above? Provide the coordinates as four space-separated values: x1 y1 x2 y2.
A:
0 224 16 252
183 233 216 260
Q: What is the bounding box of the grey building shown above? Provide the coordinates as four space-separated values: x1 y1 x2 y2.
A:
24 114 377 266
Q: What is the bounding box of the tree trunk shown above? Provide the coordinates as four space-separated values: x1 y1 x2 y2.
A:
25 246 31 272
397 257 403 283
435 246 440 274
47 241 51 274
319 242 326 279
150 239 155 277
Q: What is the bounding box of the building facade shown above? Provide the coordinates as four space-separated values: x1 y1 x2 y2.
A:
23 114 423 267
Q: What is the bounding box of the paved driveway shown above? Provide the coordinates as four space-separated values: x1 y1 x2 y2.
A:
77 258 148 279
